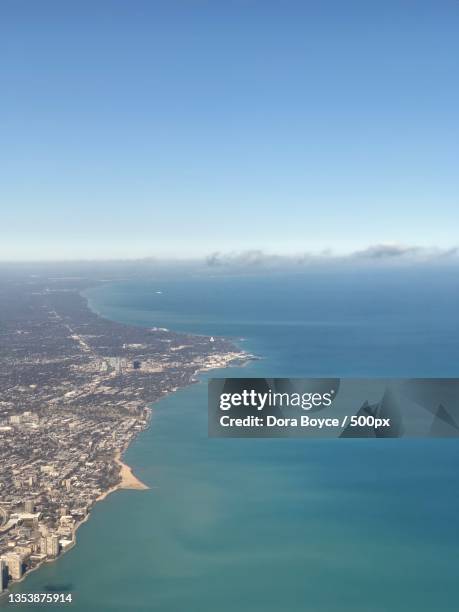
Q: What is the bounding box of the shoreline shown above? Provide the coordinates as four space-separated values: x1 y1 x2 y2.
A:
0 446 149 600
2 285 254 597
0 504 93 600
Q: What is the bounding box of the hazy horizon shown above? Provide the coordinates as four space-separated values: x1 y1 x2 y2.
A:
1 244 459 277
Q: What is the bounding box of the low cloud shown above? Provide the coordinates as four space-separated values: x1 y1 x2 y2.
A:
353 244 421 259
354 244 458 261
205 244 458 270
206 250 291 268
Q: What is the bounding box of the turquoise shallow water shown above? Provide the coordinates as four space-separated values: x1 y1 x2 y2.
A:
5 270 459 611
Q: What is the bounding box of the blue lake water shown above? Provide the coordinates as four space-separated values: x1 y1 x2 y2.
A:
6 269 459 611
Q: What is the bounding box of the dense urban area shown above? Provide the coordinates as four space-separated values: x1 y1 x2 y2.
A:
0 270 247 591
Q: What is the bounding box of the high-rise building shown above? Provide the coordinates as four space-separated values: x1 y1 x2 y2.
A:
108 357 122 373
45 534 59 557
24 500 34 513
6 553 23 581
0 559 6 592
39 537 47 554
14 547 31 562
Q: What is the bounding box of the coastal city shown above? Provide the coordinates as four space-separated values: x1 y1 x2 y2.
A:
0 272 248 592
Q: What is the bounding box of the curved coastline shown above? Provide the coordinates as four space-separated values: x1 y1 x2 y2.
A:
3 283 252 599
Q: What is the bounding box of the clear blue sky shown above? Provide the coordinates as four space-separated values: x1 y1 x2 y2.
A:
1 0 458 261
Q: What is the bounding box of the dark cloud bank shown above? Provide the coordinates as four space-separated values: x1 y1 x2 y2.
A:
205 244 458 270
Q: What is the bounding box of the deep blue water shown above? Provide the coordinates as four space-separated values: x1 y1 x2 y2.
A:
6 269 459 611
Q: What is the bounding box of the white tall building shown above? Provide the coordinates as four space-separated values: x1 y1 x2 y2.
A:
39 536 47 554
5 553 22 581
45 534 60 557
108 357 122 373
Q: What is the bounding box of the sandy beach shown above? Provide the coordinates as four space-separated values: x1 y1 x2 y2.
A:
97 451 149 501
